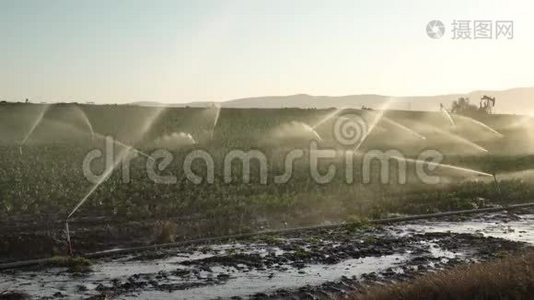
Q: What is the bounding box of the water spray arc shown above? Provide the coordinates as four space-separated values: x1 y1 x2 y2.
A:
270 121 323 143
440 105 456 126
312 108 345 129
211 105 221 140
302 122 322 141
390 156 493 177
64 107 166 254
430 126 489 153
18 104 97 154
354 100 393 151
453 115 503 138
73 105 95 138
65 146 131 254
380 116 426 140
19 104 51 153
112 136 154 160
28 116 154 161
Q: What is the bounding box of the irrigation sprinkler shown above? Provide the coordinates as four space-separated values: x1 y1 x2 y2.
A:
63 158 122 256
61 106 166 256
65 221 73 255
492 173 504 205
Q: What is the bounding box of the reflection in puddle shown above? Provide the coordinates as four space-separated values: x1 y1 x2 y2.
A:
399 214 534 245
134 254 406 299
1 213 533 299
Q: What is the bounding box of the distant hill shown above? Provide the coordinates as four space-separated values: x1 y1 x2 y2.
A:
131 86 534 114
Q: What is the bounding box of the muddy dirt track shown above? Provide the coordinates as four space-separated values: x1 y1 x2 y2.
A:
1 209 534 299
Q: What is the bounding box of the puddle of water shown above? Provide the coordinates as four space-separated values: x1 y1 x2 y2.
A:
131 254 406 300
0 251 214 299
398 214 534 245
0 243 289 299
417 241 458 259
0 251 405 299
3 213 533 299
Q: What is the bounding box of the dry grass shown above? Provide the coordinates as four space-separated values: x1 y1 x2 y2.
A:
351 251 534 300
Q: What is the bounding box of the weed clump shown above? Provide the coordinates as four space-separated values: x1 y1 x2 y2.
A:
345 215 371 231
44 256 92 273
152 220 178 244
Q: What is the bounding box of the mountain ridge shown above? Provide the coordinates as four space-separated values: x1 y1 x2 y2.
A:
129 86 534 114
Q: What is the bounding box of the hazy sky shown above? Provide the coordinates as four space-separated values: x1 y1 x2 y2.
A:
1 0 533 103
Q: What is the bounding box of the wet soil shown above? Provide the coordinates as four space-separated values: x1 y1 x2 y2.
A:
2 209 534 299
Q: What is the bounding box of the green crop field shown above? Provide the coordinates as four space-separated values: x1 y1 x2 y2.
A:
1 102 534 238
